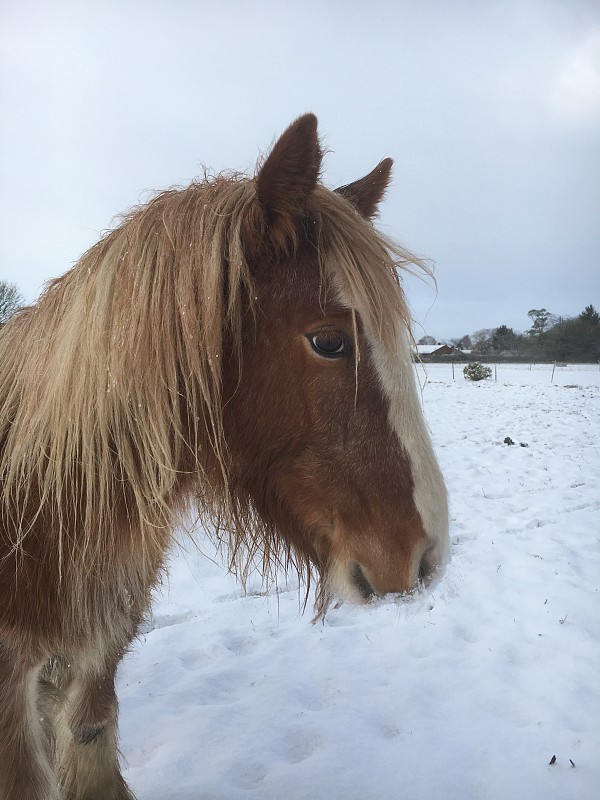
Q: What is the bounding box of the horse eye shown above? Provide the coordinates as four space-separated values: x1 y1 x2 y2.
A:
308 330 347 358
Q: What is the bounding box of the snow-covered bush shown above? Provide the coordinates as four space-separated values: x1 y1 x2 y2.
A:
463 362 492 381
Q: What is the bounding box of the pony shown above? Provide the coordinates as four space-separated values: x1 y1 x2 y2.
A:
0 114 448 799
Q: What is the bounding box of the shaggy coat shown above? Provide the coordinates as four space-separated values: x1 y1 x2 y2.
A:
0 114 448 799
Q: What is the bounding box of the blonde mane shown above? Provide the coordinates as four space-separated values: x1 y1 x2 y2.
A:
0 173 422 589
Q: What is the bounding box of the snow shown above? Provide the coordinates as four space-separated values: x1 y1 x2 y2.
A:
415 344 447 354
119 364 600 800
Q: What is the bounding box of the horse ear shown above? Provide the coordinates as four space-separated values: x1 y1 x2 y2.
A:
254 114 322 240
335 158 393 218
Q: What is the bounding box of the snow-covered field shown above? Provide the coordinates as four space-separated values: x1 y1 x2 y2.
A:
119 364 600 800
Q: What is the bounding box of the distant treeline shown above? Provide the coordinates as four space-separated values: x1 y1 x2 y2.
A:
425 306 600 363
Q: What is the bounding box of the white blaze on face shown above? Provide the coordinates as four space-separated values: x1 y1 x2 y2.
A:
367 321 450 579
326 255 449 601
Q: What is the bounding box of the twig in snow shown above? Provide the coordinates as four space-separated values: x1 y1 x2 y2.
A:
549 755 556 765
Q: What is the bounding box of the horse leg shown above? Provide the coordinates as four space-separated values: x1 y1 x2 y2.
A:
0 643 58 800
47 649 135 800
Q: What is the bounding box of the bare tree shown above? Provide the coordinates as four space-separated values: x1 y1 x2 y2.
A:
471 328 494 354
0 281 24 326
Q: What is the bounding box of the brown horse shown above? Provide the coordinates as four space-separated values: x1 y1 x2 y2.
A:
0 114 448 799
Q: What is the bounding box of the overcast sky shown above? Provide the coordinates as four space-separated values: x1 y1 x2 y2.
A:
1 0 598 338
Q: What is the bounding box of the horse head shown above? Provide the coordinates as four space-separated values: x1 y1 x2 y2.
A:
221 115 449 607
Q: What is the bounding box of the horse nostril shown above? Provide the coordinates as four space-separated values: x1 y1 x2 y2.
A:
350 562 374 600
418 547 436 587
